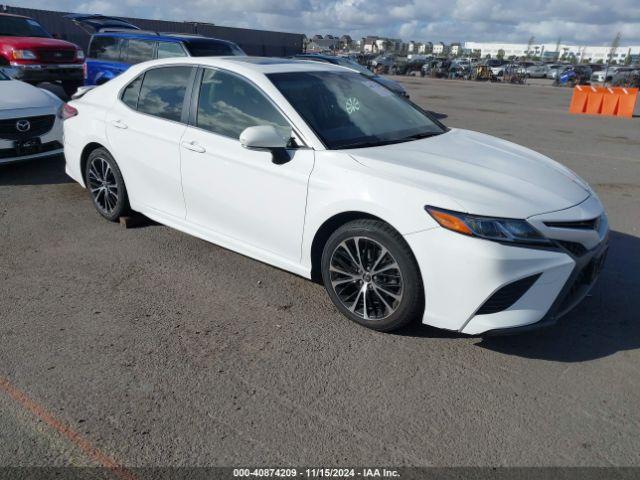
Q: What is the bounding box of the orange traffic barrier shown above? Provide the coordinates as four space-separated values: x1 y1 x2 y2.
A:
568 85 638 118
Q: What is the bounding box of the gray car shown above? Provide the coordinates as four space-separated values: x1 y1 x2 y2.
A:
526 64 547 78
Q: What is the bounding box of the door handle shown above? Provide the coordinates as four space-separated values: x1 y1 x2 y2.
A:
111 119 128 129
181 141 206 153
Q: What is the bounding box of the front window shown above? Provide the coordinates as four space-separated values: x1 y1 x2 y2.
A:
0 16 50 38
186 41 246 57
268 71 445 150
196 68 289 139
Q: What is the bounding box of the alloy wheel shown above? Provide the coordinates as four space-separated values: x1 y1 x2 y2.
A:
329 236 404 320
87 157 119 215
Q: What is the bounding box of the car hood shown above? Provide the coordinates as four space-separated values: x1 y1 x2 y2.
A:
0 80 59 112
348 128 590 219
0 36 78 49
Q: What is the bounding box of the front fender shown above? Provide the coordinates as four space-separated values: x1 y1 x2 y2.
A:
300 151 446 271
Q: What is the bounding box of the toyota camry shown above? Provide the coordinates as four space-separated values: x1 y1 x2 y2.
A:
62 57 608 334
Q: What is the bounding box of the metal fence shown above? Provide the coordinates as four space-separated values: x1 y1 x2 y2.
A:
0 5 304 56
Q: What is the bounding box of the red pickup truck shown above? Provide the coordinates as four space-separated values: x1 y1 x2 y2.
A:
0 13 84 95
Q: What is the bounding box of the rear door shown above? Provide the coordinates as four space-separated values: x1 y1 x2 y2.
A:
105 65 197 218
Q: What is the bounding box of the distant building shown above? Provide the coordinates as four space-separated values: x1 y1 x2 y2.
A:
433 42 448 56
362 36 380 53
307 35 341 52
464 41 640 63
450 42 462 56
340 35 353 49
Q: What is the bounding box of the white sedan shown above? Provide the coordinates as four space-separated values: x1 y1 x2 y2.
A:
62 57 609 335
0 69 63 165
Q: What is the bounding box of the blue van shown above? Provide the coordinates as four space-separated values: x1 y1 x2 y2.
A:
65 15 246 86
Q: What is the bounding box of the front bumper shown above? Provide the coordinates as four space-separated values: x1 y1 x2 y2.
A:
0 141 63 165
404 196 608 335
8 63 83 84
0 117 63 166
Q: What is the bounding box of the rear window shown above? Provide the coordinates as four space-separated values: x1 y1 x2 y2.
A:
185 41 245 57
0 16 50 38
89 36 123 61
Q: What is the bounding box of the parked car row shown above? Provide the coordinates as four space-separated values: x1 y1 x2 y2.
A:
0 13 84 95
0 12 246 94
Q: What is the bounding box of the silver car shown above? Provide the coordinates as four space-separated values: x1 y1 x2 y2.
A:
526 64 547 78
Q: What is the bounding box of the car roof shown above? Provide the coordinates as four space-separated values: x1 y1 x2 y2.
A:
294 54 334 60
92 31 237 46
0 13 30 18
127 55 352 76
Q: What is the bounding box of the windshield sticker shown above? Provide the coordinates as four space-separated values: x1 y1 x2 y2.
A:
345 97 360 114
362 79 393 97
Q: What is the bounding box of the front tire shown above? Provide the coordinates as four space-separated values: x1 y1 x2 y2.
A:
84 148 129 221
321 219 424 332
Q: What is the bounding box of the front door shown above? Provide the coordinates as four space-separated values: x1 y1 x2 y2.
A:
180 67 315 263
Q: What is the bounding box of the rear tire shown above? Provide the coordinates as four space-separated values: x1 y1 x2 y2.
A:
321 219 424 332
84 148 129 222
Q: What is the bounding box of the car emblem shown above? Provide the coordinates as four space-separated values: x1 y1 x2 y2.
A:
16 120 31 132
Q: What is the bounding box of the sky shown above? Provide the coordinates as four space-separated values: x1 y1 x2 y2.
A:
20 0 640 46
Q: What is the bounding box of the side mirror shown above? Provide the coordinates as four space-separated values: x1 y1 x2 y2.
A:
239 125 293 164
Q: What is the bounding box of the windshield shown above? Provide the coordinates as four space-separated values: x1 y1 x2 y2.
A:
268 71 445 150
186 41 246 57
0 70 9 80
0 16 51 38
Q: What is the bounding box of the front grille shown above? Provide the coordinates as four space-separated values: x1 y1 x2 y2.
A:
34 48 76 63
0 115 55 141
556 240 588 257
544 218 600 230
0 141 62 160
476 273 541 315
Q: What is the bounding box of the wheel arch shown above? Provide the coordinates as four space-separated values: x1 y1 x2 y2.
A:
309 211 398 283
80 142 107 184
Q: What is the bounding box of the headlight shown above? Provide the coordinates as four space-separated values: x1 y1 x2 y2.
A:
12 49 38 60
425 206 550 245
76 49 85 60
